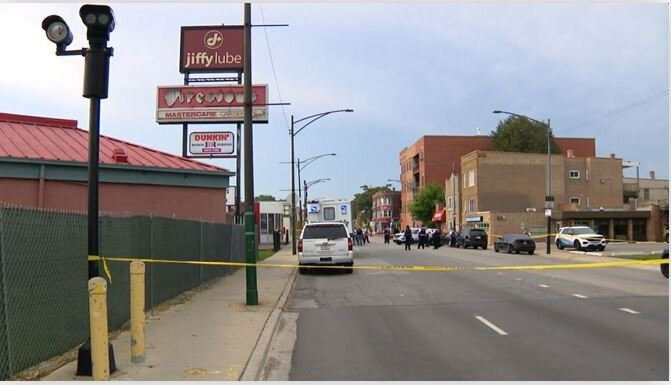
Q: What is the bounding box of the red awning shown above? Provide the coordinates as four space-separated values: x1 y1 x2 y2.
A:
432 209 446 222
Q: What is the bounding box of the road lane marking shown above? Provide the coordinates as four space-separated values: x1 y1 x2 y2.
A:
572 293 588 299
475 315 508 336
538 284 550 288
619 308 640 314
515 278 522 281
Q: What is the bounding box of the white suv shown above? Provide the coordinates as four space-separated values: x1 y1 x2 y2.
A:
555 226 607 251
298 222 353 274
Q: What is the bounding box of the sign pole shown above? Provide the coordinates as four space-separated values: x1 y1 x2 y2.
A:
236 71 242 223
243 2 258 306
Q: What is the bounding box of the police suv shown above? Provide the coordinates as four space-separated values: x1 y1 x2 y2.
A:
554 226 607 251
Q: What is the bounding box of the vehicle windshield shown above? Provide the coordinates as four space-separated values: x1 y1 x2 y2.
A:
303 224 348 240
573 227 597 235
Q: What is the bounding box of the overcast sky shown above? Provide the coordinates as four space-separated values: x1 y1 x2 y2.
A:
1 2 668 202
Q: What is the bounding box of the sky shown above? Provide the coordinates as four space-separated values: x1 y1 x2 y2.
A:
0 2 668 202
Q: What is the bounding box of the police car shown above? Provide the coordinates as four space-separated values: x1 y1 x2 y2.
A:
555 226 607 251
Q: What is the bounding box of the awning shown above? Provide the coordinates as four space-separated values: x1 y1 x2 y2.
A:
432 209 446 222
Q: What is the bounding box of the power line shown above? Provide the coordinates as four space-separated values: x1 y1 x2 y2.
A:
258 4 290 132
561 89 669 132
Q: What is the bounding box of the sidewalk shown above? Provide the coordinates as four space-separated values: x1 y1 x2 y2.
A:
533 242 661 272
43 247 297 381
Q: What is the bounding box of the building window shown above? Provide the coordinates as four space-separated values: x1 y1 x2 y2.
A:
570 197 580 205
643 188 650 200
569 170 580 179
323 207 336 220
447 196 453 209
469 198 476 213
468 170 475 187
463 173 467 187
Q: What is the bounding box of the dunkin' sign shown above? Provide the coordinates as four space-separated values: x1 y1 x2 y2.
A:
189 131 234 154
180 26 243 73
156 84 268 124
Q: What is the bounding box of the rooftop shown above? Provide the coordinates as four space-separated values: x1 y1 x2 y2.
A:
0 112 229 173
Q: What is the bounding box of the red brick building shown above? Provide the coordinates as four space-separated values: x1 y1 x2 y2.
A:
371 189 401 233
0 112 233 222
399 135 596 227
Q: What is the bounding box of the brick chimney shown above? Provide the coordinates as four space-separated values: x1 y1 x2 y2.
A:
650 170 656 179
112 148 129 163
610 153 615 159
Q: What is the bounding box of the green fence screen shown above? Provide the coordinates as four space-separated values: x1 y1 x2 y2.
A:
0 205 244 379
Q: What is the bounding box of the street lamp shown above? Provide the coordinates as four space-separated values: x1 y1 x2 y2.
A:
290 109 353 255
42 4 116 376
298 153 336 224
303 178 331 223
493 110 553 254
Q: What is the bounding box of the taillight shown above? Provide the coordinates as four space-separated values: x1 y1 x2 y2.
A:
348 238 353 251
298 239 303 252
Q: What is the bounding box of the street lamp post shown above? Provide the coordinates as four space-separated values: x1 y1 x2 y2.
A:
387 179 402 232
290 109 352 255
298 153 336 226
493 110 553 254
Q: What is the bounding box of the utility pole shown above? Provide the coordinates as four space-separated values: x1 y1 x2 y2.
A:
243 2 258 305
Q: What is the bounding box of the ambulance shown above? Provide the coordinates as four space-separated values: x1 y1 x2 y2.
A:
305 198 353 236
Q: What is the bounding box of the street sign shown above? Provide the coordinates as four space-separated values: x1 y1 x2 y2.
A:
340 204 348 214
180 26 244 73
545 209 552 217
189 131 234 154
156 84 268 124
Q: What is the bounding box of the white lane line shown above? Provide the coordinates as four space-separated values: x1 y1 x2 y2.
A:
538 284 550 288
475 315 508 336
515 278 522 281
619 308 640 314
572 293 588 299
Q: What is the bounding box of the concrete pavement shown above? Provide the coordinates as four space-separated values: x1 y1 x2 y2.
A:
42 247 297 381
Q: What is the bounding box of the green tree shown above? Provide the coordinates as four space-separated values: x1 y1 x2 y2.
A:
491 116 561 154
351 184 391 226
409 183 445 225
255 194 276 202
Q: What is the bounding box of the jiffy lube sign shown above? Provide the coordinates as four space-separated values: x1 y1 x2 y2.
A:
180 26 244 73
156 84 268 124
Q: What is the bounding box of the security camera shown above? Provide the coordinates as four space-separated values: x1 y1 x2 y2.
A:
41 15 73 49
79 5 115 36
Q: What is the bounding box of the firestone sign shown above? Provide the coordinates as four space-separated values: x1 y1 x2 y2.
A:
156 84 268 124
189 131 234 154
180 26 244 73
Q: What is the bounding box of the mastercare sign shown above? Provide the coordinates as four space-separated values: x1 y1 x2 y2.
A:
189 131 234 154
180 26 244 73
156 84 268 124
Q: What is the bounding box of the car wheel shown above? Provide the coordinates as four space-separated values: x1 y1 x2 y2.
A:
299 267 308 275
515 250 520 254
556 240 564 250
528 250 534 255
574 240 582 251
598 245 605 251
662 263 669 279
508 245 513 254
494 245 499 253
482 245 487 250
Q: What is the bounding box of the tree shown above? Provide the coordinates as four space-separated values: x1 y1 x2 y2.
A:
491 116 561 154
409 183 445 225
351 184 391 226
255 194 276 202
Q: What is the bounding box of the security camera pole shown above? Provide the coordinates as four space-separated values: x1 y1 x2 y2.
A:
42 4 118 376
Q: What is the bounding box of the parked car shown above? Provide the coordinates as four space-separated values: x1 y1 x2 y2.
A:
298 222 353 274
393 227 420 245
554 226 606 251
661 248 668 279
494 233 536 255
456 228 488 249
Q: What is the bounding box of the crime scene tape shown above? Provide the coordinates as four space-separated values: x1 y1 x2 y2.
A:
89 255 668 281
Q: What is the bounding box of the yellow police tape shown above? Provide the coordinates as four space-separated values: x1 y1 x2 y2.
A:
88 255 668 281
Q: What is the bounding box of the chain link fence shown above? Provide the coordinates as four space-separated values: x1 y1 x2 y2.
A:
0 205 245 380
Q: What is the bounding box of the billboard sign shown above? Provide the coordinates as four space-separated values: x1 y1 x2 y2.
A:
189 131 234 154
180 26 244 73
156 84 268 124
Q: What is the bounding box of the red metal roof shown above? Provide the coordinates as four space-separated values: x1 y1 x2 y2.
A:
0 112 228 173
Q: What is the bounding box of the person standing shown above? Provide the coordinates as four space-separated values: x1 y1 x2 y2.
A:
450 229 457 247
356 227 364 246
432 229 442 249
384 228 390 244
364 228 370 244
417 226 426 249
404 225 412 251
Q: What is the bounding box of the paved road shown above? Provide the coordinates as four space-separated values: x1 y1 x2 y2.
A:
285 240 669 381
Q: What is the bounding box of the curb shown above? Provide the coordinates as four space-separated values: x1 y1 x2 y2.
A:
239 262 298 381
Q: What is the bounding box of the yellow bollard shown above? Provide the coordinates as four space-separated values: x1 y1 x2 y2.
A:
88 277 110 381
130 261 145 363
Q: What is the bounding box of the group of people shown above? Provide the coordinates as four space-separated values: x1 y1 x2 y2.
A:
354 227 370 246
402 225 443 250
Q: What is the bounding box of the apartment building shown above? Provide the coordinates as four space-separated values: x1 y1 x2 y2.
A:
399 135 596 227
445 150 665 242
371 189 401 233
